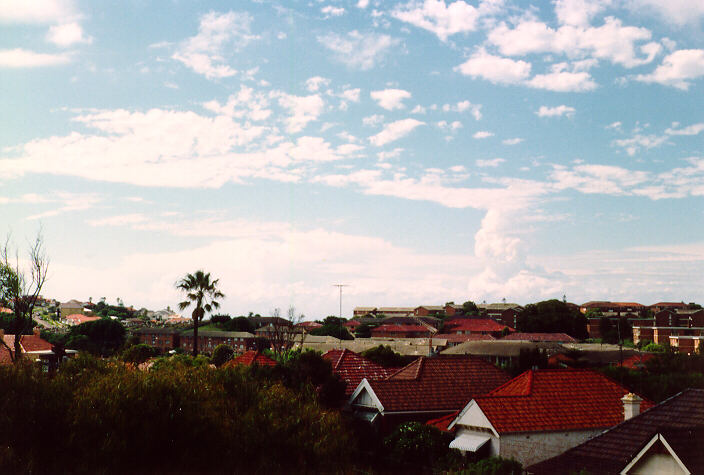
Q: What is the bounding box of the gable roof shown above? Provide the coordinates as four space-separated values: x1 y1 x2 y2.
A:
358 355 511 413
65 314 101 325
322 349 394 396
528 389 704 474
444 318 513 333
501 332 577 343
371 324 429 333
1 333 55 364
226 350 276 367
468 369 653 434
618 352 656 370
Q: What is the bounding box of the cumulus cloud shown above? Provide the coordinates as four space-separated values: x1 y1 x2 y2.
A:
172 11 258 79
370 89 412 110
305 76 330 92
526 65 597 92
502 137 524 145
321 5 345 17
537 105 576 117
476 158 505 167
665 122 704 136
318 30 400 70
273 92 326 133
0 0 76 24
473 131 494 139
455 50 531 84
443 100 482 120
46 21 90 47
369 118 425 146
627 0 704 25
0 48 71 67
391 0 494 41
635 49 704 90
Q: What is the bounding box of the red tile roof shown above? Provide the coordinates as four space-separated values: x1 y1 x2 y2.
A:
295 321 323 329
436 333 495 343
618 352 655 370
1 334 54 365
426 411 459 432
0 307 13 314
472 369 653 434
371 324 429 334
444 318 513 333
227 350 277 367
501 332 577 343
66 314 101 325
364 355 511 413
322 349 394 396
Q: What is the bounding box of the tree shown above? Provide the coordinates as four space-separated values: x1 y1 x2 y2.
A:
0 233 49 363
518 299 587 339
176 270 225 356
211 344 235 367
310 316 353 340
361 345 411 368
355 323 372 338
462 300 479 315
65 319 126 356
268 306 304 359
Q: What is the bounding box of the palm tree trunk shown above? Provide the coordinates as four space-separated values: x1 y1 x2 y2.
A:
193 314 199 356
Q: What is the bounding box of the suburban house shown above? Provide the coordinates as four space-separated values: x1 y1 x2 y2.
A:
633 308 704 353
60 299 86 318
649 302 689 313
180 330 256 354
500 332 577 344
224 350 276 367
414 305 445 317
477 303 524 328
65 314 101 326
441 340 562 367
353 307 378 318
375 307 415 318
580 301 645 315
370 324 431 338
435 333 495 348
1 329 77 370
322 348 394 397
443 318 514 337
133 327 181 352
295 321 323 331
447 368 652 467
349 355 511 433
528 388 704 474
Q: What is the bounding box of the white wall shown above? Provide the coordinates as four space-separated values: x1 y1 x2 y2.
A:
628 452 687 474
500 429 602 467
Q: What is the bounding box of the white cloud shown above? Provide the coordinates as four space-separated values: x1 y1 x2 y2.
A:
363 114 385 127
476 158 505 167
203 86 271 121
391 0 489 42
305 76 330 92
455 50 531 84
502 137 524 145
443 100 482 120
339 87 361 102
273 92 326 133
665 123 704 136
369 118 424 146
527 68 597 92
318 30 400 70
46 22 90 47
411 105 426 114
488 16 659 69
635 49 704 90
627 0 704 25
0 48 70 67
357 0 370 8
437 120 463 131
612 133 668 156
536 105 576 117
370 89 411 110
321 5 345 17
551 163 651 194
0 0 76 24
172 11 257 79
473 131 494 139
377 148 404 160
554 0 611 26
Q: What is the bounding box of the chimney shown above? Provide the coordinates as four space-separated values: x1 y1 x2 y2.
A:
622 393 642 420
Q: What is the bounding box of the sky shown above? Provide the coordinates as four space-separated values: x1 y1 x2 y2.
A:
1 0 704 319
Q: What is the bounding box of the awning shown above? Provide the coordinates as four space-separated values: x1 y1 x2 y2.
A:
357 411 379 423
449 433 491 452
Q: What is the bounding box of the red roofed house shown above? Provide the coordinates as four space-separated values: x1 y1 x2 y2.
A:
435 333 495 348
1 329 77 370
224 350 277 367
447 368 653 467
370 323 430 338
349 355 511 433
65 314 101 326
619 352 656 370
295 321 323 332
444 318 514 337
322 349 394 397
500 332 577 343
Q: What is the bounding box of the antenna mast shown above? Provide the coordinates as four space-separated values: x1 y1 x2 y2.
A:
333 284 349 349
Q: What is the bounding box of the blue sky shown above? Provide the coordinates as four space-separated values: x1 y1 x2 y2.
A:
1 0 704 318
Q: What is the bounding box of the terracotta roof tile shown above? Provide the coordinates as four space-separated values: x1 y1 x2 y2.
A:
366 355 511 413
226 350 276 367
473 369 653 434
435 333 495 343
444 318 513 333
322 349 394 396
371 324 429 334
501 332 577 342
529 389 704 474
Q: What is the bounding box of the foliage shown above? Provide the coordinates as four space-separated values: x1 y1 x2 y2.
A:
508 348 549 376
207 314 255 333
584 308 603 319
210 313 231 324
309 316 353 340
64 319 127 357
459 456 523 475
642 342 666 353
462 300 479 315
278 350 347 408
601 352 704 402
0 313 37 334
267 306 304 359
383 422 461 471
361 345 413 368
598 317 632 345
688 302 702 310
517 299 588 339
176 270 225 356
121 343 160 364
90 300 135 320
211 344 235 367
355 322 372 338
0 355 355 473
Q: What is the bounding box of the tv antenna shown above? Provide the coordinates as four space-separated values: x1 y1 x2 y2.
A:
333 284 349 349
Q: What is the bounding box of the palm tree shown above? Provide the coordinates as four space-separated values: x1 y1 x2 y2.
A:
175 270 225 356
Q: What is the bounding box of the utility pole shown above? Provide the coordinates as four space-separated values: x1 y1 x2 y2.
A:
333 284 349 349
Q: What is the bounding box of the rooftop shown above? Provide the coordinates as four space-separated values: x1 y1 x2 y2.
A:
322 349 393 397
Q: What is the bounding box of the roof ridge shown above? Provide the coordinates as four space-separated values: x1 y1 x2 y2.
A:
414 356 425 379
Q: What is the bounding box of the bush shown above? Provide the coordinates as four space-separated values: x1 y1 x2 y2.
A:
383 422 461 471
0 354 356 473
211 344 235 367
361 345 412 368
121 343 160 364
460 456 523 475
